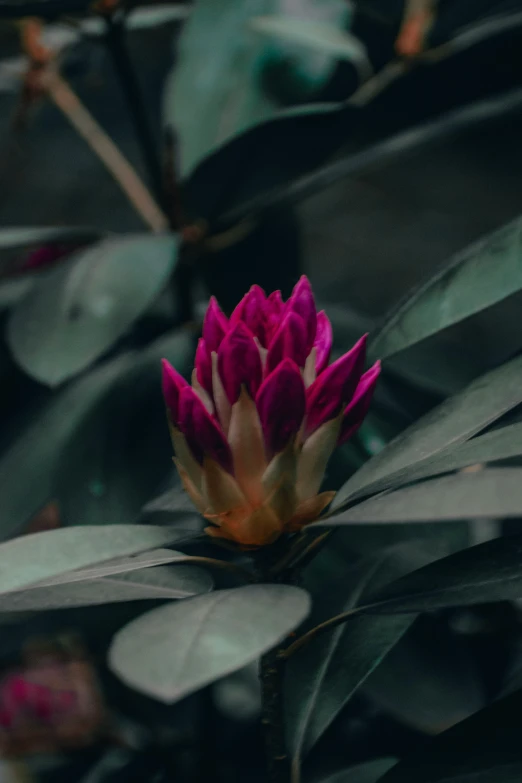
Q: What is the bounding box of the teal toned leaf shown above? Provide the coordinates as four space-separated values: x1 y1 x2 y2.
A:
317 468 522 526
109 585 310 703
363 533 522 614
343 423 522 503
0 564 212 611
0 525 185 596
0 226 102 252
7 234 178 385
333 355 522 510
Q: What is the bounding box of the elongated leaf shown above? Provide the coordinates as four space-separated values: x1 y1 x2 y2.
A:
345 423 522 503
0 525 187 596
380 690 522 783
318 468 522 527
363 533 522 614
332 355 522 510
0 329 193 540
109 585 310 703
319 758 397 783
369 217 522 362
0 226 102 252
7 235 178 385
0 565 212 611
27 548 196 587
286 554 415 776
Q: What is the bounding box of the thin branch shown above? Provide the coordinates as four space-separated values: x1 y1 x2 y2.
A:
43 68 168 232
211 84 522 235
280 605 365 659
261 647 290 783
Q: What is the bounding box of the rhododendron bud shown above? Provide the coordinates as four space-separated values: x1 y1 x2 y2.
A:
161 276 380 548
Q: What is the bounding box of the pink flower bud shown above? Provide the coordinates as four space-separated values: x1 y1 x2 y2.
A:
230 285 267 345
178 386 233 472
195 338 213 396
202 296 229 353
286 276 317 351
162 358 188 426
314 311 333 375
339 361 381 445
266 311 308 374
217 321 263 404
265 290 284 345
305 334 367 436
256 358 306 458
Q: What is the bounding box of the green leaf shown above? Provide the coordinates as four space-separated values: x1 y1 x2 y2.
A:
0 328 193 539
109 584 310 703
250 15 370 77
0 525 186 595
286 554 415 775
7 234 178 385
379 690 522 783
317 468 522 527
29 548 199 586
363 532 522 614
319 758 397 783
369 217 522 362
0 564 212 611
0 226 102 252
332 355 522 510
343 423 522 504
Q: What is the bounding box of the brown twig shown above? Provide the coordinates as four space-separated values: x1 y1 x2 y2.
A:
43 68 168 232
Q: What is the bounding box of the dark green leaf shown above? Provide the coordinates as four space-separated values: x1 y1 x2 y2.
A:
0 525 185 595
0 329 193 539
0 226 103 252
319 758 397 783
30 548 198 586
286 554 415 774
344 423 522 503
0 564 212 611
7 234 178 385
332 356 522 510
109 585 310 703
363 533 522 614
379 690 522 783
318 468 522 526
369 217 522 362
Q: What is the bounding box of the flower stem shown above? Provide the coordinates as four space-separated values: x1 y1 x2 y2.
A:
261 647 290 783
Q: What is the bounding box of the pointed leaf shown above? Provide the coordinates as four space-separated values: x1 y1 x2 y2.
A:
370 217 522 362
109 585 310 703
0 525 186 595
364 533 522 614
333 356 522 509
345 423 522 503
0 565 212 611
0 226 102 252
318 468 522 527
7 235 178 385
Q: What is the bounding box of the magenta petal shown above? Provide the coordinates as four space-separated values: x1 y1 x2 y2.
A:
265 290 284 346
286 276 317 351
266 311 308 374
202 297 229 353
339 361 381 445
314 311 333 374
230 285 267 345
256 358 305 458
195 338 213 395
217 321 263 404
178 386 233 471
306 334 368 435
162 358 188 426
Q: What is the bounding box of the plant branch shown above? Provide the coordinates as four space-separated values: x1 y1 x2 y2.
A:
281 605 366 659
261 646 290 783
43 68 167 232
178 556 254 582
211 84 522 235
